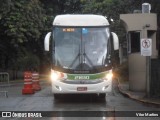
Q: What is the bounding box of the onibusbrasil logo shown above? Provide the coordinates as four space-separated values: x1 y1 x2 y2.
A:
1 112 42 118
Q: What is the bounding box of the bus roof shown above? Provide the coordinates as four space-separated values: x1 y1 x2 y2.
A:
53 14 109 26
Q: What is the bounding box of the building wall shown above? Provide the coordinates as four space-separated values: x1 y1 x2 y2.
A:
120 13 157 92
128 53 146 91
120 13 157 31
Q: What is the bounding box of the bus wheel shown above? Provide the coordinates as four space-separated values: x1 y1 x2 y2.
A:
54 94 62 100
99 93 106 99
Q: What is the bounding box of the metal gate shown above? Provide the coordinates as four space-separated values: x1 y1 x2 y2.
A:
150 59 160 97
0 72 9 97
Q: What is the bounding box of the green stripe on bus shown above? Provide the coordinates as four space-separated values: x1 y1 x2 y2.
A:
67 71 109 80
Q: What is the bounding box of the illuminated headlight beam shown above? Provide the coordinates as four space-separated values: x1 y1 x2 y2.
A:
51 72 59 80
105 72 113 80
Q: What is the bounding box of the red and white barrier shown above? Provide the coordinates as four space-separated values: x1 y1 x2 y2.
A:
32 72 41 91
22 71 34 94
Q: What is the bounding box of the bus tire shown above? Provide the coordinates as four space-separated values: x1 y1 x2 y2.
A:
99 93 106 99
54 94 62 100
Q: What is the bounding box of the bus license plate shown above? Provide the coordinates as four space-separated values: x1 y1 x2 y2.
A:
77 87 87 91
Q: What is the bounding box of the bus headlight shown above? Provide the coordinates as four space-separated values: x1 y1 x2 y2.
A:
50 70 64 81
51 72 59 80
105 72 113 80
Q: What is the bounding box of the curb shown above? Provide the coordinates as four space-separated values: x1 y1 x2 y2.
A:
118 84 160 107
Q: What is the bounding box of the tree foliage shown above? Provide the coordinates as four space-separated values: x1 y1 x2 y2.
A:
0 0 46 75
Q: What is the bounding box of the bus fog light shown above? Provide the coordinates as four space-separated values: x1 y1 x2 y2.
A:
55 86 62 91
102 85 109 91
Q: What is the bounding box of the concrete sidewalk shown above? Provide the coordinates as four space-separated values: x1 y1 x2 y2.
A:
118 81 160 107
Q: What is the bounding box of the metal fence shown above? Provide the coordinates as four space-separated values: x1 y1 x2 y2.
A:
0 72 9 97
0 72 9 84
150 59 160 97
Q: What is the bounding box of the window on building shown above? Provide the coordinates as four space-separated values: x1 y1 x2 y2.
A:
128 31 140 53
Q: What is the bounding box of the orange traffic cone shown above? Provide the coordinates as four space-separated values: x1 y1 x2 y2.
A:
22 71 34 94
32 72 41 91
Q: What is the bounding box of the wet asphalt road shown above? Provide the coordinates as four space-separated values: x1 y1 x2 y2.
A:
0 80 160 120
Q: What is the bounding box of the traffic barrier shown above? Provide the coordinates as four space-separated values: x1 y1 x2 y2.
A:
32 72 41 91
22 71 34 94
0 72 9 97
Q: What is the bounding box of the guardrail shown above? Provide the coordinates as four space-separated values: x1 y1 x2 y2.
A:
0 72 9 97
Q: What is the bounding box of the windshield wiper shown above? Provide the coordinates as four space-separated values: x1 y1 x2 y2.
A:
82 44 99 72
69 45 81 68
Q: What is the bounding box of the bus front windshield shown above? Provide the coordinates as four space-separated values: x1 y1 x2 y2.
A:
53 27 110 72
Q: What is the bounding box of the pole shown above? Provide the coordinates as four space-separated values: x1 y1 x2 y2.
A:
146 56 150 97
143 26 151 98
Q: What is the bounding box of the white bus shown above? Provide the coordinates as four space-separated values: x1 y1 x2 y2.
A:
44 14 119 99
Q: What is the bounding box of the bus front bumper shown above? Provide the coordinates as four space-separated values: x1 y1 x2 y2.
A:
51 79 112 94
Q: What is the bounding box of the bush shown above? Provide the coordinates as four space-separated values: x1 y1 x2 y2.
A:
17 53 40 71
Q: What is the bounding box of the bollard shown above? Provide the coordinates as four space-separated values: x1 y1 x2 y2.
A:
32 72 41 91
22 71 34 94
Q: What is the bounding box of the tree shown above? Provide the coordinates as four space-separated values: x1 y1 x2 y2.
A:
0 0 46 79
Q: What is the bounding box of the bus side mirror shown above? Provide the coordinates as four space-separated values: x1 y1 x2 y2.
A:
111 32 119 50
44 32 51 51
